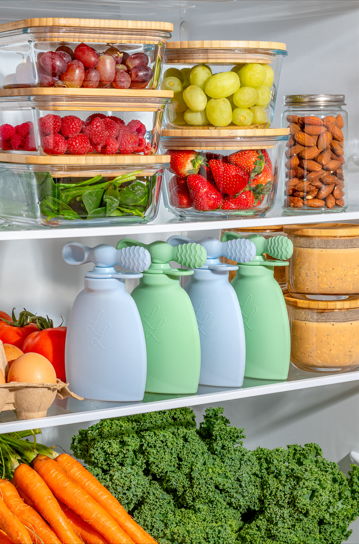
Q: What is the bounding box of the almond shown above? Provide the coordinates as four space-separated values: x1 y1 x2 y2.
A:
316 149 331 166
288 196 304 208
285 178 300 189
335 198 345 207
295 181 313 192
336 114 344 129
285 157 299 170
325 194 335 209
286 187 295 196
323 116 337 127
302 116 324 126
285 145 304 159
301 160 322 172
307 170 325 182
330 140 344 157
336 170 345 181
304 198 325 208
327 124 344 141
303 124 326 135
305 188 319 199
321 174 338 185
333 186 345 199
295 166 305 179
289 122 301 135
299 146 320 160
286 169 297 179
330 152 345 164
286 137 295 148
294 191 306 198
317 131 332 150
287 115 300 124
317 184 334 199
324 160 342 171
295 132 316 147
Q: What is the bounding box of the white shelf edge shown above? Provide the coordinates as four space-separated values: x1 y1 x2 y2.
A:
0 370 358 434
0 210 358 241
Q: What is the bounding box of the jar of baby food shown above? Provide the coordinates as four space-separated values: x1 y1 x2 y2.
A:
284 223 359 295
285 292 359 372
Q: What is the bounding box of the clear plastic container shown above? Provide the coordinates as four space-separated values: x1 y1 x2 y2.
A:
163 41 287 128
0 18 172 91
285 292 359 373
0 154 168 228
282 95 348 214
284 223 359 295
161 128 289 218
0 89 171 155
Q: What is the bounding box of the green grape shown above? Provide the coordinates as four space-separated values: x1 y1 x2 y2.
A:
171 91 187 113
181 67 191 87
206 98 232 127
231 63 245 73
256 85 272 108
205 71 240 99
250 105 268 124
184 108 209 126
163 67 183 81
233 86 259 108
238 63 266 88
189 65 212 90
262 64 274 88
161 76 183 93
183 85 207 112
227 94 236 109
232 108 254 126
168 110 187 125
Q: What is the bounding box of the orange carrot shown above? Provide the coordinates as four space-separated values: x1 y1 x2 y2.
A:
10 482 37 513
56 453 157 544
33 455 135 544
0 479 61 544
0 530 14 544
14 464 82 544
0 495 31 544
58 501 109 544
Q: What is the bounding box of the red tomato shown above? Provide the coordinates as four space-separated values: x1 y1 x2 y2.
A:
22 327 67 382
0 311 12 322
0 322 38 349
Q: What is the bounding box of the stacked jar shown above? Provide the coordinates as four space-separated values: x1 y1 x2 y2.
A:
160 41 289 218
0 17 173 228
283 223 359 373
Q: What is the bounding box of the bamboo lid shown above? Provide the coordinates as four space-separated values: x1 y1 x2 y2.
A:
0 88 173 99
283 223 359 238
166 41 286 51
162 128 289 138
0 153 169 166
284 292 359 310
0 18 173 33
221 225 284 233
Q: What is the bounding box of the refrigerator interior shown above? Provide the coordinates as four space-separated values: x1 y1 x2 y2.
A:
0 0 358 540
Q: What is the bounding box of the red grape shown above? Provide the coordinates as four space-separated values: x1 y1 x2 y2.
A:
112 71 131 89
56 50 72 64
104 46 123 65
74 43 99 69
130 81 149 89
37 52 45 63
115 64 128 72
60 60 85 88
40 51 67 76
121 52 130 64
130 65 153 86
98 82 112 88
125 52 149 70
38 64 57 87
96 55 115 84
83 68 100 88
56 45 75 59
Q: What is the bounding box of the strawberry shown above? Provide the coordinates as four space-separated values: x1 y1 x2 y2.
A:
168 175 187 193
209 159 249 196
169 178 193 208
228 150 265 176
261 149 272 169
204 152 228 163
222 190 255 210
169 150 205 177
199 164 214 185
250 162 273 189
187 174 223 211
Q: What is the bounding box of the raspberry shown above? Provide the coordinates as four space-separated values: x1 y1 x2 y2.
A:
38 114 62 135
16 122 33 138
133 135 146 153
86 117 106 145
42 134 67 155
85 113 107 125
103 118 119 139
67 134 91 155
94 143 103 153
88 142 95 154
61 115 82 138
25 133 37 151
118 130 139 154
0 124 15 141
126 119 146 136
0 139 12 151
143 142 152 156
11 133 25 150
107 115 125 126
101 136 119 155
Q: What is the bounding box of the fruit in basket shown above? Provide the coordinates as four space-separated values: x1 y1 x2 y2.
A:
82 117 105 144
97 55 115 84
56 50 72 64
56 45 75 59
187 174 223 211
101 136 120 154
229 149 266 174
113 70 131 89
250 105 268 124
104 46 123 64
129 65 153 88
11 133 25 150
205 72 240 99
256 85 272 108
40 51 67 77
161 76 183 93
238 63 266 88
60 60 85 88
169 150 205 177
262 64 274 88
189 65 212 90
209 159 249 195
206 98 232 126
126 119 146 136
125 52 149 70
169 176 193 208
232 108 254 126
183 85 207 112
61 115 83 138
74 42 99 69
233 86 259 109
103 118 120 138
250 162 273 189
118 130 139 154
222 190 255 210
42 133 67 155
83 68 100 88
164 67 183 80
181 67 191 87
16 122 33 138
184 109 209 126
0 124 15 142
38 64 58 87
67 134 91 155
38 114 62 135
170 92 187 113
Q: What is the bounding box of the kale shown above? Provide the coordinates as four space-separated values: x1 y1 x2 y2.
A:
71 407 359 544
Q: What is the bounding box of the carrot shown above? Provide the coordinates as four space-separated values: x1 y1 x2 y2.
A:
33 455 135 544
10 481 37 513
0 530 14 544
59 501 109 544
56 453 157 544
0 479 61 544
14 464 82 544
0 495 31 544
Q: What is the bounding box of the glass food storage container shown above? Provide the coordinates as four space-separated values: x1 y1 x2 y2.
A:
161 128 289 218
284 223 359 295
0 88 172 156
285 292 359 373
163 40 287 128
282 95 347 214
220 225 287 284
0 18 172 91
0 154 168 228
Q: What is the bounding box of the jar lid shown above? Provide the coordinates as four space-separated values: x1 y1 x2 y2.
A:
283 94 346 106
0 88 173 99
283 223 359 238
284 292 359 310
0 153 170 166
166 41 287 51
0 18 173 33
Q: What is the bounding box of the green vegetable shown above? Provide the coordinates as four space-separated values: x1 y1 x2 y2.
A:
103 184 120 216
119 181 148 207
82 188 104 214
72 407 359 544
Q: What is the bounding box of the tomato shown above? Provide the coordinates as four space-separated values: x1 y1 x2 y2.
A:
0 311 12 322
0 322 38 349
22 327 67 382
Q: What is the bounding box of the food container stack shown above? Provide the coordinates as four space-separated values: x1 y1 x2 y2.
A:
0 18 173 228
283 223 359 373
160 41 289 218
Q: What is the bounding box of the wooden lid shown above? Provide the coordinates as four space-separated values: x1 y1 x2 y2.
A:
166 40 286 51
283 223 359 238
0 88 173 99
0 18 173 33
162 128 289 138
221 226 284 233
284 292 359 310
0 153 169 166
